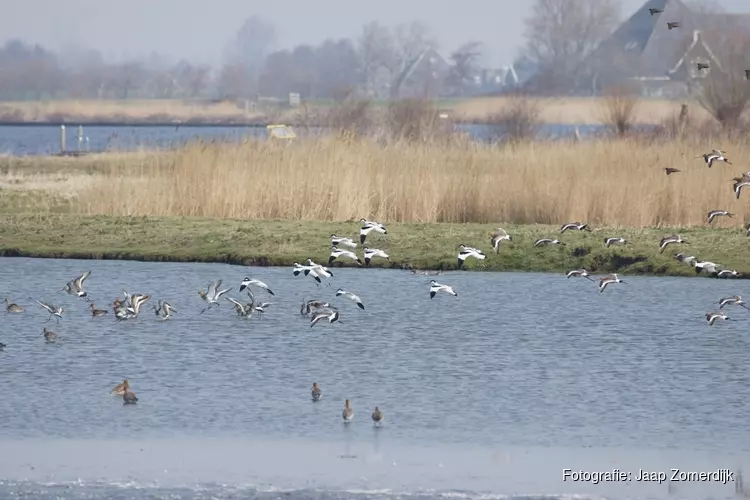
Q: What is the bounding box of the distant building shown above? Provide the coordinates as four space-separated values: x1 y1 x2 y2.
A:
394 48 451 99
580 0 750 96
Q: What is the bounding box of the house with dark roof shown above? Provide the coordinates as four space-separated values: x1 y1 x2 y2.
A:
545 0 750 96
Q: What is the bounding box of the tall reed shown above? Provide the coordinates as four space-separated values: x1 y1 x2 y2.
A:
73 135 750 227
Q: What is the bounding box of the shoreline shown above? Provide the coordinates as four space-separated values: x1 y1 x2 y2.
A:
0 215 746 278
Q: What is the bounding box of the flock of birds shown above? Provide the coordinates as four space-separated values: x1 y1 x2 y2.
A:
647 7 750 80
3 141 750 420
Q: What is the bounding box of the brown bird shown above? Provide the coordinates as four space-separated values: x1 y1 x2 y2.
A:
90 303 108 317
696 62 710 71
371 406 384 427
111 379 130 396
665 167 681 175
649 8 663 15
667 21 681 30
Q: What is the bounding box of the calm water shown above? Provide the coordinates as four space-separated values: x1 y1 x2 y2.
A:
0 123 608 156
1 257 748 499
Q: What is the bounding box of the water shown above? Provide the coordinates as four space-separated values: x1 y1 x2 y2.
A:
1 257 748 499
0 123 608 156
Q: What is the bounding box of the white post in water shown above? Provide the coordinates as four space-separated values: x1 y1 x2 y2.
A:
60 125 66 153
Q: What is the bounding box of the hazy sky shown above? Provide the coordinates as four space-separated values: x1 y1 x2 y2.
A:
2 0 749 67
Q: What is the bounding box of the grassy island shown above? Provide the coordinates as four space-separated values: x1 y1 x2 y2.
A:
0 135 748 276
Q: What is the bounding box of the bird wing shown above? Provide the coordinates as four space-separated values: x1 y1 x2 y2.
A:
216 287 232 299
73 271 91 290
208 280 219 298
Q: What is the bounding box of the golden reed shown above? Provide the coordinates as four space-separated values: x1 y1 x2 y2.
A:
74 135 750 228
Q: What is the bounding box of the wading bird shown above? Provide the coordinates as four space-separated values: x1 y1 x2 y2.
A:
239 278 275 296
372 406 384 427
534 238 566 247
310 308 342 327
4 297 23 313
363 248 390 266
698 150 731 168
61 271 91 301
342 399 354 422
359 218 387 245
329 246 363 266
331 235 357 248
719 295 750 310
311 383 322 402
604 237 628 248
198 280 232 314
31 299 64 323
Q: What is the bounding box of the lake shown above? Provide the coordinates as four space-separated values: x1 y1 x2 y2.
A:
0 123 609 156
0 257 748 500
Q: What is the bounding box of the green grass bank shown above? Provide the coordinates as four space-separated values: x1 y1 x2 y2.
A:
0 214 746 277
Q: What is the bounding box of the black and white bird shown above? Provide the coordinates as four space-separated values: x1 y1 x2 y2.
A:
674 253 696 265
566 269 595 282
693 260 720 276
336 289 365 310
363 247 390 266
31 299 64 323
239 277 275 296
331 234 357 248
489 228 512 253
457 244 486 268
534 238 566 247
329 246 363 266
429 280 457 299
293 262 322 284
659 234 688 253
300 299 330 317
718 269 741 278
705 312 731 326
61 270 91 301
306 259 334 278
719 295 750 310
698 149 731 168
310 308 342 327
359 218 387 245
604 237 627 248
707 210 734 224
559 222 591 234
599 274 626 292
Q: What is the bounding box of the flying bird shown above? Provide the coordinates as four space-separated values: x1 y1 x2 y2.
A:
363 247 390 266
61 270 91 301
649 8 663 15
659 234 688 253
696 62 710 71
534 238 566 247
698 150 731 168
566 269 595 282
599 274 626 292
329 246 363 266
198 280 232 314
717 269 741 278
667 21 680 30
331 234 357 248
335 289 365 310
359 218 387 245
560 222 591 234
153 300 177 320
429 280 457 299
489 228 512 253
664 167 681 175
674 253 696 265
310 308 342 327
719 295 750 310
707 210 733 224
705 312 730 326
457 244 486 268
31 299 64 323
604 237 627 248
693 260 720 276
239 277 275 296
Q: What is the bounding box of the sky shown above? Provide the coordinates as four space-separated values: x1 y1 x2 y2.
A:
2 0 749 68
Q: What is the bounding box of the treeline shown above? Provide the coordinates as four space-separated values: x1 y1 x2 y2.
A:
0 16 489 102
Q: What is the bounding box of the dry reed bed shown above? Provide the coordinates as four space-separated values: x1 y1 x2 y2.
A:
67 137 750 228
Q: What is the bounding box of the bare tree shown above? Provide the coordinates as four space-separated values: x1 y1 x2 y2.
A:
696 27 750 129
385 21 437 99
520 0 621 93
217 62 251 99
446 41 483 95
357 21 397 97
224 15 277 95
